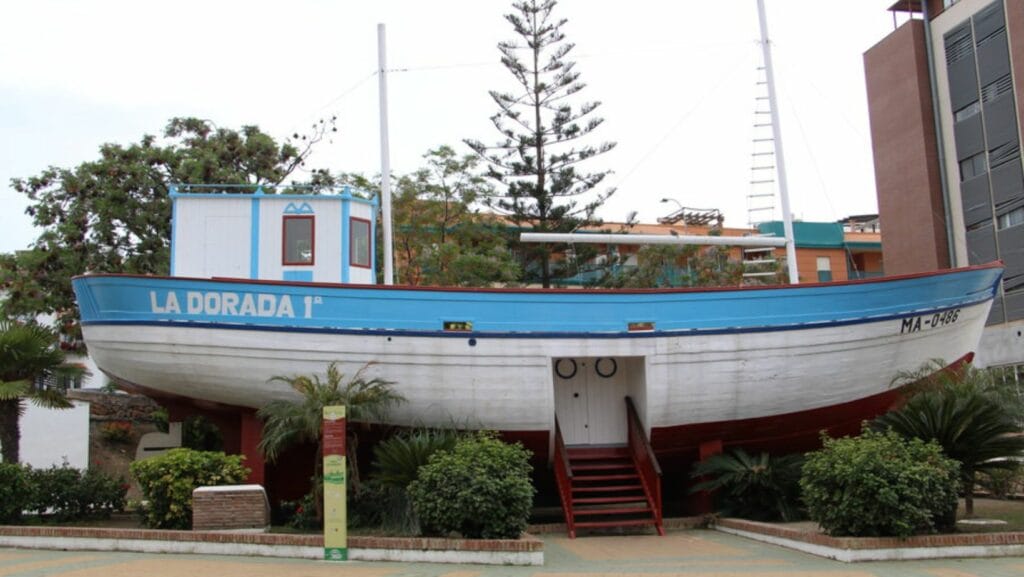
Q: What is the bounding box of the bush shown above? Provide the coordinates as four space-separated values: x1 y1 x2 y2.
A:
130 448 249 529
370 428 462 533
0 463 32 524
279 490 321 531
408 432 534 539
801 429 960 537
690 448 804 521
978 465 1024 499
27 464 127 521
99 421 133 444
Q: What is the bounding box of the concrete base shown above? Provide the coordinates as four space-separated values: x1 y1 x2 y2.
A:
0 528 544 565
715 521 1024 563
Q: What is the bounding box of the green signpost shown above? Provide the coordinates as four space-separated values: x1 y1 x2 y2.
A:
323 405 347 560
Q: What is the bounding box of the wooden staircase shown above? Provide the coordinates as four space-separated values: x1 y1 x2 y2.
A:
565 446 661 534
554 397 664 538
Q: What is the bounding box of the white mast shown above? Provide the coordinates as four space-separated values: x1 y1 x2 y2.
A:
757 0 799 284
377 23 395 285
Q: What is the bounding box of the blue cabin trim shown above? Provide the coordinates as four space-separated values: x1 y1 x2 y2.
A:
283 270 314 282
341 186 352 283
169 186 179 275
250 188 262 279
371 194 379 283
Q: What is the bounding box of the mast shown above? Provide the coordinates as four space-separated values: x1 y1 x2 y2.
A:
378 23 395 285
756 0 799 284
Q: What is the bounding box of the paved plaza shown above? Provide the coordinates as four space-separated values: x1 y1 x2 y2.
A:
1 529 1023 577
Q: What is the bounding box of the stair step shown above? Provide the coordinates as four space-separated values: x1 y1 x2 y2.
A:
574 519 658 529
571 462 633 472
573 505 652 516
567 448 630 460
572 496 648 505
571 473 639 482
572 484 644 493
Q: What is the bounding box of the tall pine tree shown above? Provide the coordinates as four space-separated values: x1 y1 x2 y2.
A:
466 0 615 287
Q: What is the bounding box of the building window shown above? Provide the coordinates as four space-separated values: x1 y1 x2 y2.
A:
283 216 314 265
960 153 987 181
954 101 980 123
998 207 1024 230
982 74 1013 103
350 217 371 268
816 256 832 282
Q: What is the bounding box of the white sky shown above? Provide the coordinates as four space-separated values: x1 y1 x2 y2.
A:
0 0 910 254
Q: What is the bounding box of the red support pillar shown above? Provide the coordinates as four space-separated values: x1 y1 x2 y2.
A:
693 439 724 515
240 410 266 486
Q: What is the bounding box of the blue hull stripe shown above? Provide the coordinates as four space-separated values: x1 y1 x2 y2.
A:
80 300 981 340
72 265 1003 335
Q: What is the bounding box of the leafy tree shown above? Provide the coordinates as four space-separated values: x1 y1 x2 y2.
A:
257 362 404 520
0 320 78 463
3 117 332 339
466 0 616 287
870 362 1024 517
600 244 748 288
690 448 804 522
393 146 520 286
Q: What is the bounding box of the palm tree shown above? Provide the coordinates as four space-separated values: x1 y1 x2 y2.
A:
257 362 404 519
0 320 77 463
871 362 1024 517
690 448 804 521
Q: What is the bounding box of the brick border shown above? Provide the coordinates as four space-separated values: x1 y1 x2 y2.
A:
0 526 542 565
715 518 1024 562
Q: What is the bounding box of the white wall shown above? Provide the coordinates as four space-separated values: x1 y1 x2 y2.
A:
14 400 90 469
172 197 252 278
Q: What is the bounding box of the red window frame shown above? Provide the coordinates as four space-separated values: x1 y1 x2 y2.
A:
350 217 371 269
282 215 315 266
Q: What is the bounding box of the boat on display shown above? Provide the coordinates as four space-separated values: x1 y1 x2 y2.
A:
73 262 1002 455
64 1 1009 532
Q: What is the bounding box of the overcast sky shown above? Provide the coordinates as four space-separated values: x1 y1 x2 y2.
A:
0 0 909 254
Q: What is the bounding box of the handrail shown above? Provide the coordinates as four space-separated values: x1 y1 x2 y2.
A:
626 396 664 535
553 418 576 538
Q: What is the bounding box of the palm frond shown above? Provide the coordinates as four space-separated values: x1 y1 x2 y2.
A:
0 380 31 402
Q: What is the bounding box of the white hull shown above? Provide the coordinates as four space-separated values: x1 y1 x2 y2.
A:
85 297 990 435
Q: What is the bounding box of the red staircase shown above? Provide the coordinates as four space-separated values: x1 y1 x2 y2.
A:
553 398 664 538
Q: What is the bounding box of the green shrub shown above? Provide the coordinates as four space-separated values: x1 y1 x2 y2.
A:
978 465 1023 499
690 448 804 521
408 432 534 539
27 464 128 521
279 490 321 530
0 463 32 524
801 429 960 537
370 428 462 533
130 448 249 529
183 415 223 452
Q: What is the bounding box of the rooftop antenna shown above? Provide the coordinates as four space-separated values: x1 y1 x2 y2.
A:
756 0 799 284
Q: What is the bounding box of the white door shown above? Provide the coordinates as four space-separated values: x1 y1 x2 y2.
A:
553 358 629 446
203 216 249 278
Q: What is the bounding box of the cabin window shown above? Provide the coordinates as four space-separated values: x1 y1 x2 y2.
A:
444 321 473 332
283 216 315 265
816 256 832 282
350 217 371 268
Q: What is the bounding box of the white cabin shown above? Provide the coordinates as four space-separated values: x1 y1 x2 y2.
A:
169 185 378 284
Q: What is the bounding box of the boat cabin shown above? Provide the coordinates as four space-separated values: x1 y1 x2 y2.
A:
169 184 378 284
